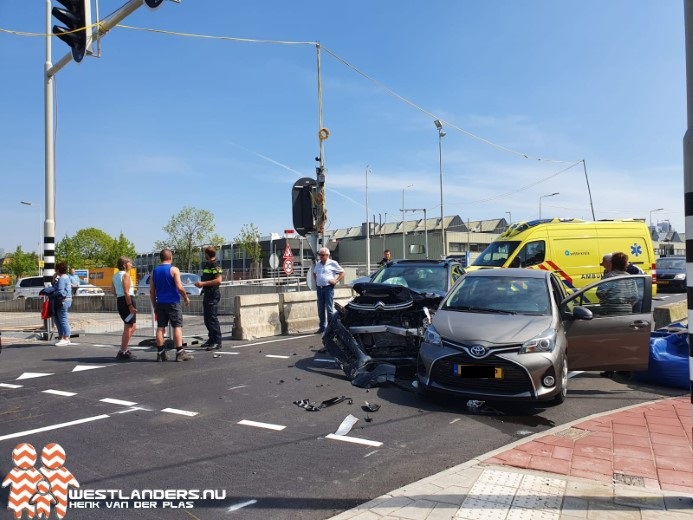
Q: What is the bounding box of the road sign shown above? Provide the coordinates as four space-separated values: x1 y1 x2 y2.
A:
269 253 279 269
283 243 293 259
283 259 294 276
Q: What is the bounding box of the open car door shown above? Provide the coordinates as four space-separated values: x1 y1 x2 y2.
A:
560 274 652 372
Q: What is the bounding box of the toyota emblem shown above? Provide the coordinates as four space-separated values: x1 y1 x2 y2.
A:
469 345 486 358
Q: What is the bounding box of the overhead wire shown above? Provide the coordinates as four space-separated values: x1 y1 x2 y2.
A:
1 22 576 164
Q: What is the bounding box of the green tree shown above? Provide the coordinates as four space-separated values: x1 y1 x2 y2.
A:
6 246 38 279
234 223 263 279
106 232 138 268
154 206 224 272
55 228 136 269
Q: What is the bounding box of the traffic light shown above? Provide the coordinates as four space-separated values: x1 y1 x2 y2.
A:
52 0 91 63
144 0 165 8
292 177 317 237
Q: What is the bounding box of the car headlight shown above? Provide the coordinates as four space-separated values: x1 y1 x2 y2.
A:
519 328 556 354
674 273 686 280
423 324 442 347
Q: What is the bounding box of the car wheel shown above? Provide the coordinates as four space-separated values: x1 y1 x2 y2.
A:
549 354 568 406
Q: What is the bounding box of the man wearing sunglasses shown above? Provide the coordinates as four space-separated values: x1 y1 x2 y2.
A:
313 247 345 334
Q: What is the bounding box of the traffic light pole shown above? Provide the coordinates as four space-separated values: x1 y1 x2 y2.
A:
44 0 164 336
45 0 151 276
304 43 328 267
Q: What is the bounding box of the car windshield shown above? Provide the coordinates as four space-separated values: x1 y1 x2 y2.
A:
180 273 201 284
472 241 521 267
657 258 685 270
443 275 551 315
371 265 447 293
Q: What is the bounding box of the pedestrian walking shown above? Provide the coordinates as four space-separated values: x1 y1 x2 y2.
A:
195 246 223 351
53 262 72 346
149 249 192 362
112 256 137 361
313 247 344 334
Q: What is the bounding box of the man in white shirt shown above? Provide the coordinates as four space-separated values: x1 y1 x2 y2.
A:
313 247 345 334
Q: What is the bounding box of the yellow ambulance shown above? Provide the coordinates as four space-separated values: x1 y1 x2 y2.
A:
470 218 656 293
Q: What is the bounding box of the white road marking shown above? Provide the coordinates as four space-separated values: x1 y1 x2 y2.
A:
312 358 337 363
73 365 107 372
215 351 239 355
265 354 290 359
230 335 311 349
43 389 77 397
238 420 286 431
228 385 247 391
100 398 138 406
0 414 110 442
364 450 380 458
227 499 257 512
17 372 53 380
325 434 383 447
115 407 150 414
161 408 198 417
450 418 461 424
0 383 23 389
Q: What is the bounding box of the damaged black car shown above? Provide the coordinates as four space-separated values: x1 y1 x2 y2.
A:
323 259 465 387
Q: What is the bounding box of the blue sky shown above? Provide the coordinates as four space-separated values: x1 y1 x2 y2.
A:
1 1 685 255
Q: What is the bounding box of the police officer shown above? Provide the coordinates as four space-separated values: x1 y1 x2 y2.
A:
195 246 223 351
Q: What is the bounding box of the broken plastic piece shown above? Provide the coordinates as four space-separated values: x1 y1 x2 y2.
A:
320 396 351 408
334 414 359 436
466 399 485 409
361 402 380 412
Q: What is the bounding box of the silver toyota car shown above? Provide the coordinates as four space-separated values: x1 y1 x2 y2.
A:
416 268 652 406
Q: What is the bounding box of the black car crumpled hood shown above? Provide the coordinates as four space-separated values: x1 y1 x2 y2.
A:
434 311 553 346
350 282 442 307
322 282 444 387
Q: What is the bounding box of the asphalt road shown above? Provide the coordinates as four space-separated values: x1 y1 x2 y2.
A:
0 307 687 520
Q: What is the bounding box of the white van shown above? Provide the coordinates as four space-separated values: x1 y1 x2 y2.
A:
13 276 45 299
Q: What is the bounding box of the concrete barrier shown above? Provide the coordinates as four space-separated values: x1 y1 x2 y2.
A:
233 293 282 340
280 287 352 334
653 299 688 330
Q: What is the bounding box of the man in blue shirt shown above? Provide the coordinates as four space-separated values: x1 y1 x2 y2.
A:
149 249 192 362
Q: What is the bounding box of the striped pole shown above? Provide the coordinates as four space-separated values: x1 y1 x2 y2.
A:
684 0 693 423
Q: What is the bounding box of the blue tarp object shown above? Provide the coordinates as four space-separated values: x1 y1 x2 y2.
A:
632 323 690 389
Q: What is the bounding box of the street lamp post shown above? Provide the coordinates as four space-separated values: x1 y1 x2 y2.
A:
20 201 43 275
539 192 559 219
402 184 413 259
434 120 447 257
365 166 371 274
649 208 664 230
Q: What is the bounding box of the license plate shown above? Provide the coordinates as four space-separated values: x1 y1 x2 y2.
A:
453 364 503 379
657 280 669 284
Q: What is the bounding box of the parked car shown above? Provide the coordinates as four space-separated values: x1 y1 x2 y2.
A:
416 268 652 405
74 284 105 296
655 256 686 292
13 276 45 299
323 259 465 386
136 272 202 296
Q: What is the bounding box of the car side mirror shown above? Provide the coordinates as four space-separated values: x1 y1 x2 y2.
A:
572 306 593 320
